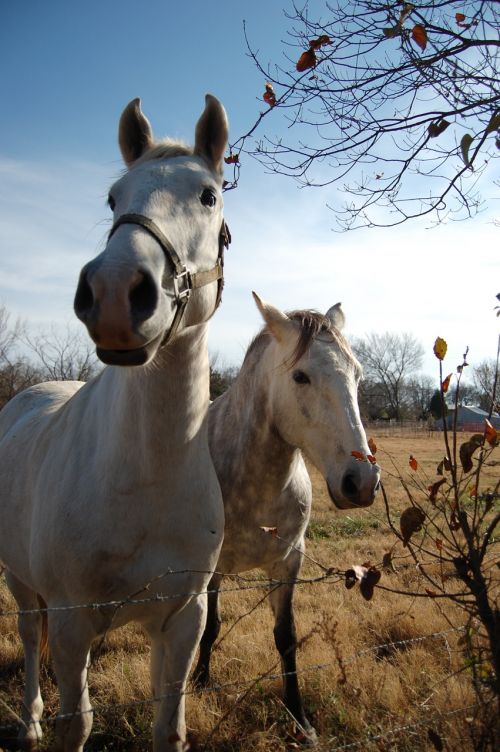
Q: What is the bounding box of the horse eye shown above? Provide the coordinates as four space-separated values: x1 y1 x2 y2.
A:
293 370 310 385
108 194 116 211
200 188 216 208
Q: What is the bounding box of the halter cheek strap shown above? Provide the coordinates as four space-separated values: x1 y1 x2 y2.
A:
108 213 231 346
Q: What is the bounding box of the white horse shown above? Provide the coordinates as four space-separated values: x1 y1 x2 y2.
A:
0 95 230 751
193 293 380 743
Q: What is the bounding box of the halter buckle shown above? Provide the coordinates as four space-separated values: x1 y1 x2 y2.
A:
173 266 191 301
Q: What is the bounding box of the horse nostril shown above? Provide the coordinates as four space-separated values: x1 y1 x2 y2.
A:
342 472 359 500
74 269 94 322
129 270 158 322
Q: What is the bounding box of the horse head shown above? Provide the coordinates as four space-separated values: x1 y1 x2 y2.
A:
74 95 229 366
253 292 380 509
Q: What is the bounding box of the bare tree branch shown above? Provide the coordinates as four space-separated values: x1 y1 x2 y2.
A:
229 1 500 228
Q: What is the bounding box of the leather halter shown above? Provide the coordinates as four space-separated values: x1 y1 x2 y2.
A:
108 213 231 346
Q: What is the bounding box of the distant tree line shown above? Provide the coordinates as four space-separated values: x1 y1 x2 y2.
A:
0 304 99 409
209 355 238 401
1 304 497 419
352 330 498 422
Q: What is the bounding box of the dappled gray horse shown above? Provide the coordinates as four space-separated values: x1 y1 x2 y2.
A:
0 94 229 752
194 292 380 743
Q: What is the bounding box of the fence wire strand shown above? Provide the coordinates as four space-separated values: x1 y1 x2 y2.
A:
0 569 345 619
0 563 481 750
326 703 480 751
0 625 465 734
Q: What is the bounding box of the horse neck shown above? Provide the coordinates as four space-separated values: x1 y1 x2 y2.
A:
102 323 210 470
212 344 298 497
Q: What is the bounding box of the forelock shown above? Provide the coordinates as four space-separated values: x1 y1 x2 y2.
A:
244 308 358 371
132 139 194 166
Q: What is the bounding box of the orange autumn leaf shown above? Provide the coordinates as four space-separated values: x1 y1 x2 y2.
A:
263 82 276 107
296 48 317 72
224 153 239 165
484 419 499 446
368 437 377 455
441 373 452 393
351 450 366 461
411 24 428 51
367 454 377 465
433 336 447 361
409 455 418 471
456 13 466 23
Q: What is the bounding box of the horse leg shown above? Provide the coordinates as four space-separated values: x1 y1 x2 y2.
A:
266 551 318 745
4 572 45 749
192 572 222 686
147 594 207 751
47 611 94 752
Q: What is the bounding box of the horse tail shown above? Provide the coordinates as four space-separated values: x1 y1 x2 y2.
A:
37 594 49 662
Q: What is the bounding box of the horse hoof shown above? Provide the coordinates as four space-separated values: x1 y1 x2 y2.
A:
294 721 318 747
17 737 42 751
18 724 43 751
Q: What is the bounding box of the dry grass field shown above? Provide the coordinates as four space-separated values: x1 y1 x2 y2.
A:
0 430 498 751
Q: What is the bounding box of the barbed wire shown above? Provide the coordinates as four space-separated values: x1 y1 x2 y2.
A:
0 625 465 734
0 562 481 750
0 569 345 619
326 703 480 751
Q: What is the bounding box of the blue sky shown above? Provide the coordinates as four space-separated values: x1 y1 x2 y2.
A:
1 0 498 378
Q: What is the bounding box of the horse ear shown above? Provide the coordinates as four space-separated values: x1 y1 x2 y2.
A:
252 292 293 343
325 302 345 331
194 94 229 176
119 98 154 166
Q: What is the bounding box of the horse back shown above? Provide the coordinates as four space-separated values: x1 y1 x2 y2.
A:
0 381 84 439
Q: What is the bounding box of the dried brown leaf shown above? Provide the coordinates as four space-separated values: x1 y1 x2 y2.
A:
400 507 426 546
296 48 317 72
260 526 278 537
345 564 381 600
459 434 483 472
428 119 450 138
428 477 446 503
382 551 397 573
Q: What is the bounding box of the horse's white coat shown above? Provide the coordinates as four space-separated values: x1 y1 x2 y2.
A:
0 96 228 752
195 294 380 741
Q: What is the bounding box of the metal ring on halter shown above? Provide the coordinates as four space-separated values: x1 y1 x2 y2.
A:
108 213 230 345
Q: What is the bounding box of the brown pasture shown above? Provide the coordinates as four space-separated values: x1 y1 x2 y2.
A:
0 431 498 751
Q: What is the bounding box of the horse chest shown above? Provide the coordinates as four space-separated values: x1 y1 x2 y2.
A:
27 447 223 600
218 480 310 574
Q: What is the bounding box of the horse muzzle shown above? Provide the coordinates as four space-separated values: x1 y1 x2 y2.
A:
327 463 381 510
74 255 168 365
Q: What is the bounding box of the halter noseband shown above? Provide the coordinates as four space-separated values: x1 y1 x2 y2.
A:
108 213 231 346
